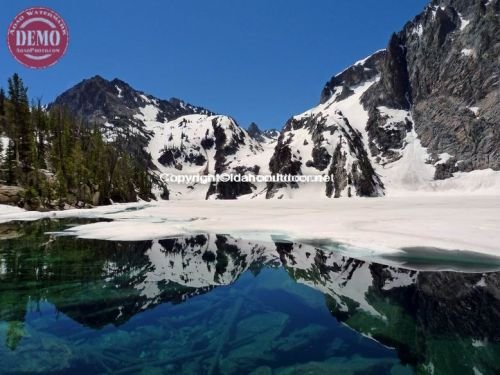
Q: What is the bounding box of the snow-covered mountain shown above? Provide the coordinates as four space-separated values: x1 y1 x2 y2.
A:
140 113 275 199
52 76 275 199
51 0 499 200
268 0 500 198
266 72 385 199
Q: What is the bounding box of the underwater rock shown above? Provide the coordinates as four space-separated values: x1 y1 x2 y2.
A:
0 331 72 373
249 366 273 375
235 312 289 339
140 367 165 375
5 321 25 350
219 312 289 374
273 324 327 353
275 355 400 375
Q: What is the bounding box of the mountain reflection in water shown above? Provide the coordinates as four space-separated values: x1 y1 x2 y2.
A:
0 219 499 374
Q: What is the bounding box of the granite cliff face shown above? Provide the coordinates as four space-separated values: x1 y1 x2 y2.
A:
360 0 500 180
267 0 499 198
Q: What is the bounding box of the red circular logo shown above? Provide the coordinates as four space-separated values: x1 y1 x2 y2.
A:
7 7 69 69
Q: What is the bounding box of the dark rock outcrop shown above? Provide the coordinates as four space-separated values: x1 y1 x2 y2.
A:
0 185 24 205
321 50 386 104
247 122 280 143
247 122 265 142
266 112 383 198
51 76 211 125
361 0 500 177
206 117 259 199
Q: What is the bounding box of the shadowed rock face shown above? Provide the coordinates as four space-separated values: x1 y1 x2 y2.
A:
361 0 500 176
315 0 500 189
247 122 265 142
51 75 212 125
321 50 387 105
247 122 280 143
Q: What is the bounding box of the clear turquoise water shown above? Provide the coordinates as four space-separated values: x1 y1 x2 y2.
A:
0 219 499 374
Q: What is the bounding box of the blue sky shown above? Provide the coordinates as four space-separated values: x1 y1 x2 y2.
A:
1 0 428 130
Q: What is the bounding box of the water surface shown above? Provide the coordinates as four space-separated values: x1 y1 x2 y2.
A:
0 219 499 374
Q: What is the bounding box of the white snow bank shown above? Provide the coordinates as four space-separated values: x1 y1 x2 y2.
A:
458 13 471 31
461 48 475 57
384 168 500 196
1 196 500 258
468 106 480 116
428 169 500 194
0 205 25 215
412 24 423 37
435 153 453 165
0 201 152 223
377 127 435 195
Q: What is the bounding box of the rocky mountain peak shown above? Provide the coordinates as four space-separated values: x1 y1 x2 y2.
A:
263 129 280 140
247 122 263 140
320 49 386 104
247 122 279 143
52 75 212 126
430 0 495 15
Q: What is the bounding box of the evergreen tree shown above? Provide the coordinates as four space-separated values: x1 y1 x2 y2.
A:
48 107 74 198
5 74 33 179
32 100 47 169
0 73 153 207
0 88 6 176
0 88 5 117
4 140 16 185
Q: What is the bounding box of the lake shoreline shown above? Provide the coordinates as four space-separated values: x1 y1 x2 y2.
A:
1 195 499 258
